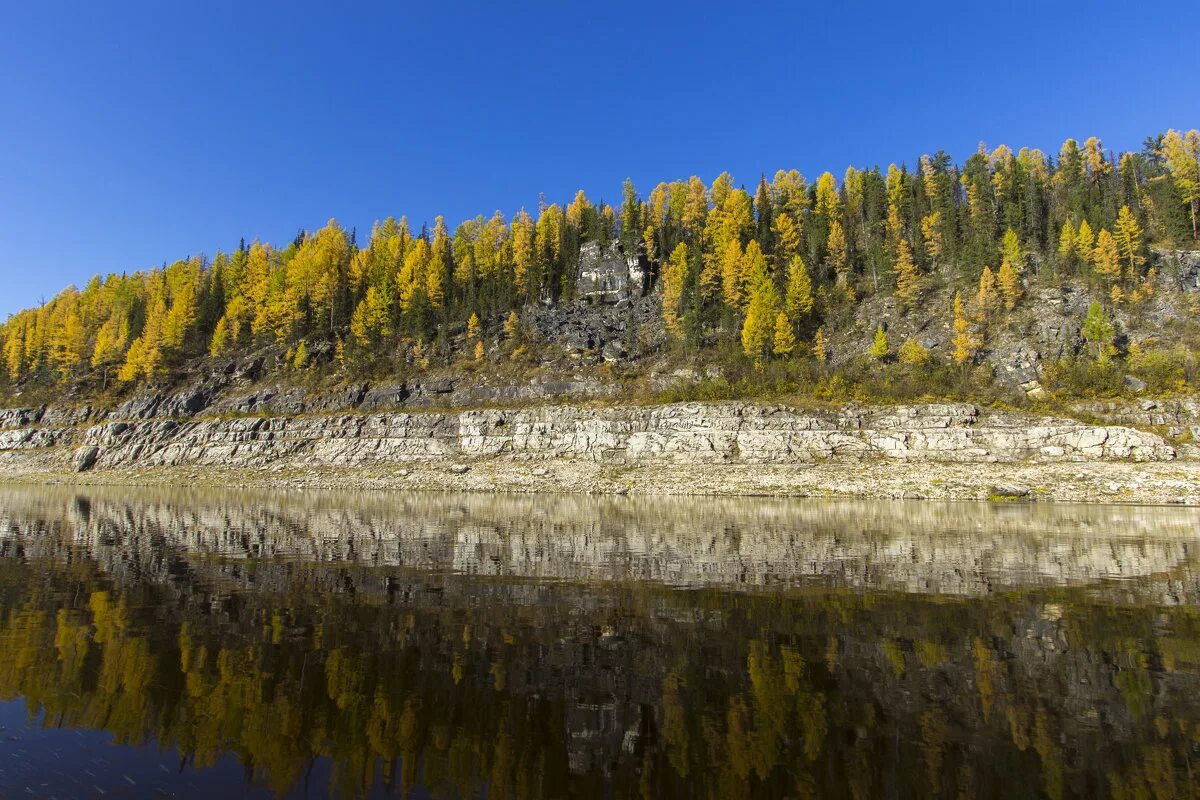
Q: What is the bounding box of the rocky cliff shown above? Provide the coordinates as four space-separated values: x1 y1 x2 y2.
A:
0 400 1182 471
1 395 1197 502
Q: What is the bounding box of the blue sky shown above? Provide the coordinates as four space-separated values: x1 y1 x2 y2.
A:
1 0 1197 317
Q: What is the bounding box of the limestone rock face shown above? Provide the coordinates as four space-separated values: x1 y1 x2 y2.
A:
40 401 1175 472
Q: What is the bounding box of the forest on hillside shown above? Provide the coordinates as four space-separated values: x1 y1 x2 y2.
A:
2 129 1199 403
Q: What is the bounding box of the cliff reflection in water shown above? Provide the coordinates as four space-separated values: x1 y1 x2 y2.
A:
1 487 1200 798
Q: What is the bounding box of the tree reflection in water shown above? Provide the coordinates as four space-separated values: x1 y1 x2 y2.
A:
1 486 1199 798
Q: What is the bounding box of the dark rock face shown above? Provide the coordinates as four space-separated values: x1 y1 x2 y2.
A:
42 406 92 427
1157 248 1200 293
360 384 411 411
110 394 163 420
525 289 664 363
159 386 217 418
0 407 44 428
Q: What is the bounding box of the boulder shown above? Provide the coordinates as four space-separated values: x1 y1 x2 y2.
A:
73 446 100 473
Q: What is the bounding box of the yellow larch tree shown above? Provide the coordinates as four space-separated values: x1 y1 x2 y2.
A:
208 316 231 358
1000 228 1023 273
814 172 840 225
997 259 1022 310
1076 219 1095 260
661 242 688 339
784 256 814 323
1161 129 1200 240
772 312 795 358
921 212 943 267
397 238 430 311
511 209 536 301
826 220 849 288
91 315 129 374
1091 228 1123 288
952 292 979 367
740 288 775 366
51 306 87 379
719 239 744 308
739 240 769 309
118 290 166 383
349 286 393 350
428 216 452 309
1113 205 1144 276
813 326 828 365
869 325 889 360
893 239 922 307
160 280 197 356
1057 221 1077 268
975 266 1001 323
772 213 800 270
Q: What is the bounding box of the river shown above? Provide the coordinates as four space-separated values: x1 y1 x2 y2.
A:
1 487 1198 798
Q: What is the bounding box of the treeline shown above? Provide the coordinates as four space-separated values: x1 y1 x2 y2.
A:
2 129 1198 391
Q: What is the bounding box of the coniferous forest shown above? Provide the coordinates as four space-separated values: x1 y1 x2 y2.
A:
3 130 1200 405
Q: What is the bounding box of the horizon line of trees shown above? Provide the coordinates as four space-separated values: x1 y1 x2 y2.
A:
2 129 1198 392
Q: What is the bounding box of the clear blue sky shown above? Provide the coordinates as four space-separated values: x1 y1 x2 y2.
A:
2 0 1197 318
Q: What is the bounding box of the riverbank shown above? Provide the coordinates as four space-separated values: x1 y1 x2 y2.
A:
4 457 1199 504
3 399 1198 504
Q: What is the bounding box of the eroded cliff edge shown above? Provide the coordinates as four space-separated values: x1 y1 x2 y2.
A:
1 399 1198 502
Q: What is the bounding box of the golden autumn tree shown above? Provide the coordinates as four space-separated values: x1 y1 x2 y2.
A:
1113 205 1144 276
661 242 688 339
893 239 921 307
772 311 795 358
1000 228 1023 273
826 220 849 288
289 220 350 334
1091 228 1123 287
428 216 452 309
50 301 87 379
898 337 930 366
1076 219 1095 261
118 290 166 383
814 172 840 225
869 325 889 360
91 315 129 378
772 213 800 270
1057 221 1077 268
812 326 828 365
740 255 779 364
160 279 197 357
719 239 744 308
511 209 536 301
951 292 979 367
921 212 943 267
975 266 1001 323
349 286 393 351
784 256 814 324
739 241 769 309
1161 129 1200 240
998 259 1022 310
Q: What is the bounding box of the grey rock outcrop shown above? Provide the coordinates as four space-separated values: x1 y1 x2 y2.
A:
73 446 99 473
61 401 1175 471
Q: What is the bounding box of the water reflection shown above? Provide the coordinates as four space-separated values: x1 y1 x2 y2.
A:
0 486 1199 798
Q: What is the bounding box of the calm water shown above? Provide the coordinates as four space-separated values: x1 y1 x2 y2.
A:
1 488 1200 798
